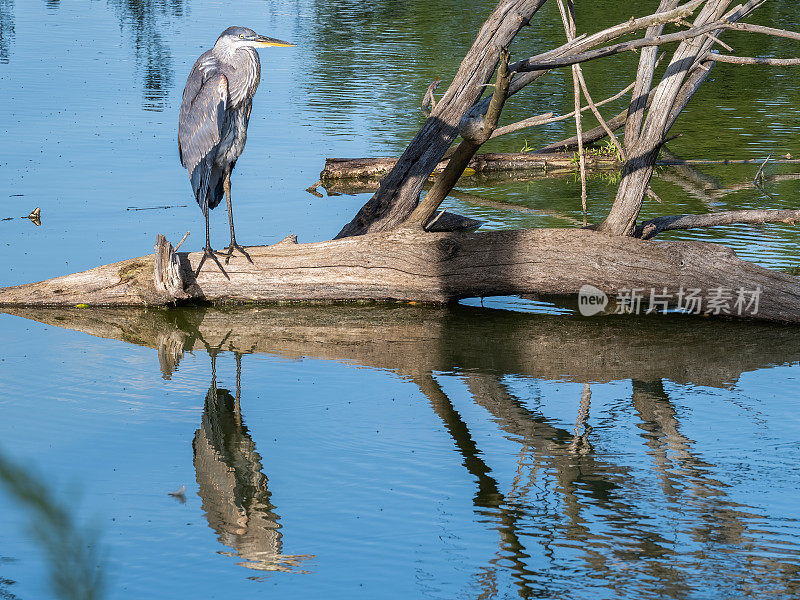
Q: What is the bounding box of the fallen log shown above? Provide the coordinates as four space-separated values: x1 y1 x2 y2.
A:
1 229 798 323
320 151 620 180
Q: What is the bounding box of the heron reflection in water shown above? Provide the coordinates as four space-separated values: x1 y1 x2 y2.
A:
193 351 311 572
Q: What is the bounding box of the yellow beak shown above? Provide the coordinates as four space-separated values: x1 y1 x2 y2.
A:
254 35 295 48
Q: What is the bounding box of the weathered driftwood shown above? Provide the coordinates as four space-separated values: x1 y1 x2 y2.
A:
320 152 619 180
1 228 799 322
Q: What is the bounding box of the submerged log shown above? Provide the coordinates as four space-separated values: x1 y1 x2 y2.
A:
0 229 798 323
320 151 620 180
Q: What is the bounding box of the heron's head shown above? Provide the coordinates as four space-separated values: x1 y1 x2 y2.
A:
215 26 295 51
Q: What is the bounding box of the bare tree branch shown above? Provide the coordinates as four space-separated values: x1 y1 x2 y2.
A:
708 53 800 65
574 66 627 160
516 22 733 71
513 0 706 72
516 14 800 74
536 85 652 153
724 22 800 42
627 1 678 148
555 0 588 215
490 112 556 138
406 49 515 230
635 209 800 239
468 0 705 120
491 78 636 140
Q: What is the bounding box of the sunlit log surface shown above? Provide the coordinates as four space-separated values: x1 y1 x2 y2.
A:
3 304 800 389
0 229 798 322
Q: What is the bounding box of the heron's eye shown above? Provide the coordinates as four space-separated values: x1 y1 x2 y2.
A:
239 34 245 39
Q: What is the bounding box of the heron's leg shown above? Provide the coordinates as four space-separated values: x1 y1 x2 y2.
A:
195 202 229 278
204 203 212 253
223 169 252 264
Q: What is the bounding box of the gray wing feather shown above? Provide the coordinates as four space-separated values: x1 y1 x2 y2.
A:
178 62 228 212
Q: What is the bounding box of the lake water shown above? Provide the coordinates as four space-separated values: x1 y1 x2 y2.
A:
1 1 799 599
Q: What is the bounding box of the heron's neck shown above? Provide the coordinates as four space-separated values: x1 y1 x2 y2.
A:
214 46 261 107
214 44 258 67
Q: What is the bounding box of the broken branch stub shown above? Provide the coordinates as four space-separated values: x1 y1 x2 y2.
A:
154 234 190 301
406 48 515 229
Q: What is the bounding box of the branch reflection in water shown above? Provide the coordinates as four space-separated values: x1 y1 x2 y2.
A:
3 305 800 597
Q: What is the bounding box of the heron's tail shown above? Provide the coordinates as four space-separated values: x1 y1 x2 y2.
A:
190 158 224 214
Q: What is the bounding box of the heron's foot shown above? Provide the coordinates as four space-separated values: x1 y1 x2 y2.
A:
223 241 253 264
195 246 230 280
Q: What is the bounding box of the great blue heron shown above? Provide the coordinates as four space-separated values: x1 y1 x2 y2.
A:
178 26 294 263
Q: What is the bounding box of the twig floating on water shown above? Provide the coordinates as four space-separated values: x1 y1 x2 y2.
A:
168 485 187 504
126 205 188 211
26 207 41 226
305 180 324 198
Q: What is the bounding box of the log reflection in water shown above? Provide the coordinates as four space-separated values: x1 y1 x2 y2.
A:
5 305 800 388
193 351 312 573
414 372 537 598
